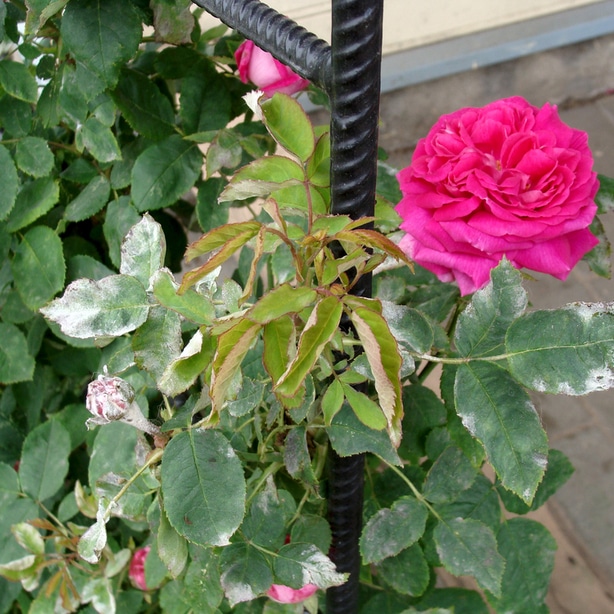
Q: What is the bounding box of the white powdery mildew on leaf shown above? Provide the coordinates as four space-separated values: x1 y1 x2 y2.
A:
532 452 548 469
301 547 347 588
221 581 256 606
568 366 614 395
459 413 477 438
567 300 614 323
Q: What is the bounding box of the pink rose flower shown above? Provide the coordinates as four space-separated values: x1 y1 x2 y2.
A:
235 40 309 96
129 546 150 591
266 583 318 604
396 96 599 295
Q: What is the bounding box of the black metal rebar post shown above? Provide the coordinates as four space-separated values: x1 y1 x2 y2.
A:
191 2 384 611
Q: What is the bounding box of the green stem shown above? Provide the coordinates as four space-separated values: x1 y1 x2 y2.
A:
103 448 163 523
245 461 284 507
412 351 509 365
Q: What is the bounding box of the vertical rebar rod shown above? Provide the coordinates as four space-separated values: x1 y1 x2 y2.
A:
326 2 384 612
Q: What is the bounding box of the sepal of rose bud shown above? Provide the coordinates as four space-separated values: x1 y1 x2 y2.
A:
129 546 150 591
266 583 318 603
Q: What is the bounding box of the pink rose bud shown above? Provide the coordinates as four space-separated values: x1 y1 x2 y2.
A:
85 372 160 435
396 96 599 295
235 40 309 96
266 583 318 604
129 546 150 591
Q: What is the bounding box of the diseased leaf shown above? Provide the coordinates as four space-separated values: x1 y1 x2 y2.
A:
360 496 428 564
120 214 166 289
157 504 188 579
350 305 403 446
40 274 149 339
219 543 272 606
274 543 347 589
455 362 548 504
434 517 504 596
506 301 614 395
161 430 246 546
284 426 317 487
151 0 194 45
131 135 202 212
486 518 556 612
422 446 478 504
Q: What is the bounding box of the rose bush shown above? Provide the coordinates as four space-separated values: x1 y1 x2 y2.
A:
396 96 599 294
235 39 309 96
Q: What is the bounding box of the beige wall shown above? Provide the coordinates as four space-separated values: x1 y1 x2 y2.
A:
201 0 606 55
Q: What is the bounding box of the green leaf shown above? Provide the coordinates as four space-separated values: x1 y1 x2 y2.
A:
595 174 614 214
455 362 548 503
119 214 165 289
185 220 262 260
40 274 149 338
219 155 304 202
414 588 489 614
0 323 35 384
341 383 387 431
275 296 343 397
210 319 261 413
506 302 614 395
274 543 347 589
0 60 37 103
131 135 202 212
80 116 122 162
20 419 71 501
322 379 344 424
0 96 32 137
360 496 428 564
248 285 316 324
6 177 60 232
219 542 272 606
399 384 447 461
132 306 182 382
157 505 188 579
0 462 20 507
375 543 429 597
455 259 527 357
328 404 402 466
152 269 215 325
434 517 504 596
61 0 141 88
180 69 232 135
64 175 110 222
111 67 175 140
261 94 315 162
350 305 403 446
24 0 69 34
161 429 246 546
15 136 53 178
0 146 18 221
422 446 478 504
158 329 215 397
12 225 65 310
226 377 265 417
486 518 556 612
263 315 295 382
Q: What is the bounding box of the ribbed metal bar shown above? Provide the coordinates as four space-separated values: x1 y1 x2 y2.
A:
326 2 383 612
191 0 332 90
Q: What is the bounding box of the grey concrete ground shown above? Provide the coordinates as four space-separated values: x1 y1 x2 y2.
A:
375 33 614 589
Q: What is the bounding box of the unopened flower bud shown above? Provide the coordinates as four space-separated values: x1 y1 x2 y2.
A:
129 546 150 590
267 583 318 603
85 373 160 435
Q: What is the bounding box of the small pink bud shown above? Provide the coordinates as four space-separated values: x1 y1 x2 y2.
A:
129 546 150 591
266 583 318 604
85 372 160 435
